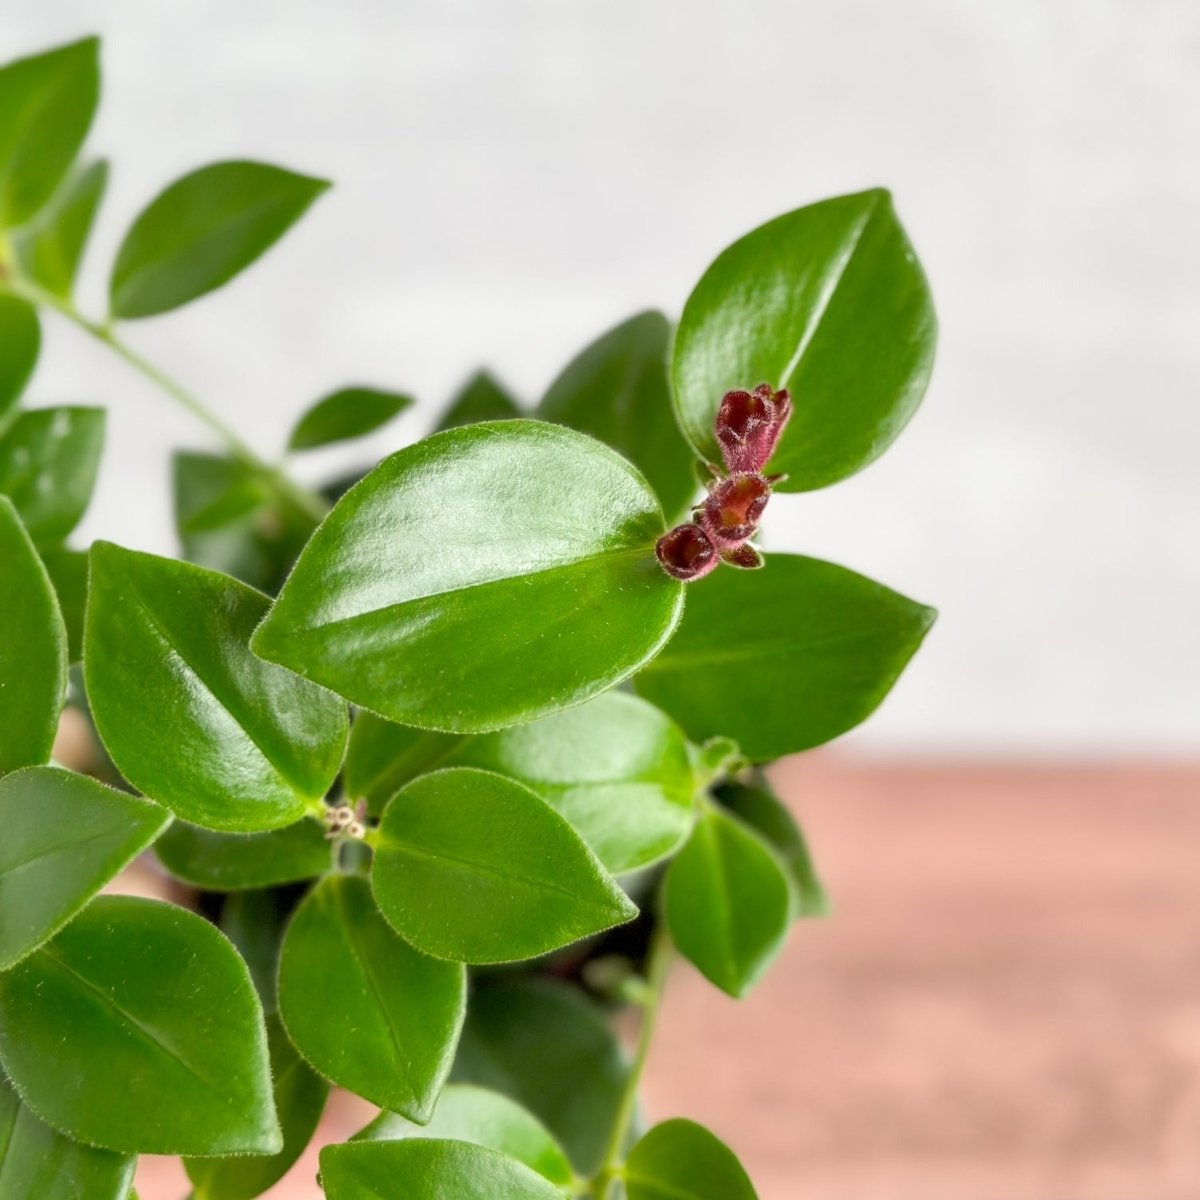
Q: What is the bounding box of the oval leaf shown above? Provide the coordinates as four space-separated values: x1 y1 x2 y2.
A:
109 160 330 319
278 874 465 1121
539 311 696 522
12 158 107 298
0 293 39 420
253 420 683 733
0 766 169 969
84 542 348 832
155 817 330 891
665 805 794 998
633 553 935 761
288 386 413 451
0 1072 134 1200
321 1138 565 1200
452 979 628 1175
347 693 694 874
356 1085 574 1189
0 406 104 543
0 497 66 775
435 370 520 431
0 38 99 228
185 1015 328 1200
673 189 936 490
37 544 87 662
0 895 281 1155
625 1119 757 1200
373 768 636 963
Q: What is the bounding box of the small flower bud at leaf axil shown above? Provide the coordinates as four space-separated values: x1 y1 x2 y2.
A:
715 383 792 474
655 522 718 581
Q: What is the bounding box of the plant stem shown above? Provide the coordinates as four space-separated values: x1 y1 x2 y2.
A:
4 273 328 523
591 917 674 1200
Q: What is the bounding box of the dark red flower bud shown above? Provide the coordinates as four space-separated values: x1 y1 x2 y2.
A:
721 543 764 570
699 473 771 548
655 522 718 582
715 383 792 474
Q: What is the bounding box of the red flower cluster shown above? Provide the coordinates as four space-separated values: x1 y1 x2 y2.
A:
656 384 791 582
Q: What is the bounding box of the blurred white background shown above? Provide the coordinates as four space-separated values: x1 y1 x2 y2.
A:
7 0 1198 755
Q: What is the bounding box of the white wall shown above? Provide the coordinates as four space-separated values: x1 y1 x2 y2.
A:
7 0 1199 754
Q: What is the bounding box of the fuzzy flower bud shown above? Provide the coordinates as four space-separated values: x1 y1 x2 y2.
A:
715 383 792 474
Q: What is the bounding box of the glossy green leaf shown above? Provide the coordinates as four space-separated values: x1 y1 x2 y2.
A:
0 895 281 1155
0 766 169 969
12 159 107 298
673 189 936 490
634 553 936 760
253 420 682 733
347 693 694 873
435 369 520 431
625 1119 757 1200
0 38 99 228
220 888 292 1017
356 1085 574 1189
452 979 628 1174
539 311 695 522
155 816 330 890
109 160 330 318
279 874 465 1120
321 1139 565 1200
173 450 316 592
0 406 104 543
718 778 828 918
37 544 87 662
288 386 413 451
0 294 39 421
0 497 65 775
84 542 348 831
0 1071 135 1200
185 1015 328 1200
373 768 637 963
665 805 794 998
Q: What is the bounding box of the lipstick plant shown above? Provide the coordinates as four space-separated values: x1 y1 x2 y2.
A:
0 36 937 1200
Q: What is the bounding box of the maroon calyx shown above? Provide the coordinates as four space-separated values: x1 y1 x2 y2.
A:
715 383 792 474
655 522 718 581
699 473 771 548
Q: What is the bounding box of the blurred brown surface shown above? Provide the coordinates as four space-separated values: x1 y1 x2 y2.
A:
133 757 1200 1198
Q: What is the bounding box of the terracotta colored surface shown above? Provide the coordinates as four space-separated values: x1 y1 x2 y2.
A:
131 758 1200 1198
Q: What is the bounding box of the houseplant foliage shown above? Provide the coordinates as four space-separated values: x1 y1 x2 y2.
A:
0 34 937 1200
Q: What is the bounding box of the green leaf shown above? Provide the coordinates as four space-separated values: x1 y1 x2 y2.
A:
0 294 39 421
0 38 99 229
452 979 628 1175
673 189 936 490
84 542 348 832
288 386 413 451
278 874 465 1120
253 420 682 733
372 768 637 963
0 497 65 776
634 553 935 761
220 888 292 1017
185 1015 328 1200
321 1139 565 1200
109 160 330 319
435 370 520 431
0 406 105 543
625 1119 757 1200
37 544 87 662
665 805 794 998
343 715 459 814
155 816 330 890
12 159 107 297
718 778 828 918
539 311 696 522
0 895 281 1155
0 766 169 970
173 450 316 592
0 1071 135 1200
356 1085 574 1190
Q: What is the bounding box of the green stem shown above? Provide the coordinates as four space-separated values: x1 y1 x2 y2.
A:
591 918 673 1200
4 273 328 523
